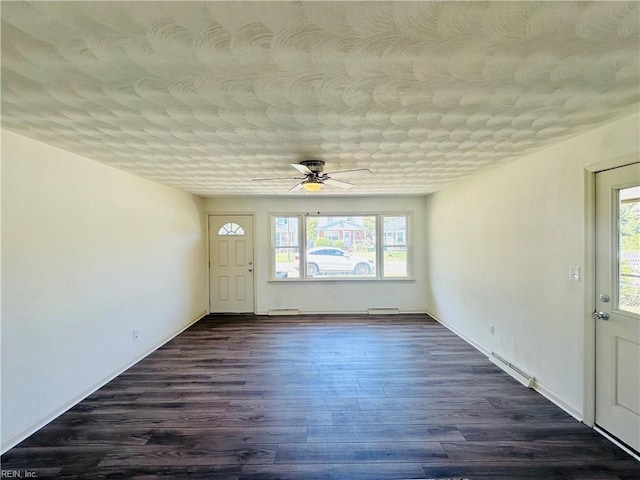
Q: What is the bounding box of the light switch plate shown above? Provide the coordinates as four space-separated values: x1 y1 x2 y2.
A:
569 266 581 282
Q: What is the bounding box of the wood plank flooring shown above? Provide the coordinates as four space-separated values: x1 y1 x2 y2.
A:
2 313 639 479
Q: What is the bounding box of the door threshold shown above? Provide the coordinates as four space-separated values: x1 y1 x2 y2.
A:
594 425 640 461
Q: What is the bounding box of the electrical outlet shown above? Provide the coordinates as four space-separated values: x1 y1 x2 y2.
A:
133 329 140 340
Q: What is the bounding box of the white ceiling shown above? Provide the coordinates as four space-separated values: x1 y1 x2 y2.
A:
2 1 638 196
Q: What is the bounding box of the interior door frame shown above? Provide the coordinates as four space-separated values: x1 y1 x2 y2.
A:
583 153 639 433
205 212 257 314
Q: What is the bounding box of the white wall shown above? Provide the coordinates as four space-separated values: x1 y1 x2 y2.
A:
425 113 639 418
204 195 428 314
1 131 206 452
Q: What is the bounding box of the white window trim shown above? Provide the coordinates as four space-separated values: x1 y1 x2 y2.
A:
271 213 301 280
380 214 411 279
270 212 412 282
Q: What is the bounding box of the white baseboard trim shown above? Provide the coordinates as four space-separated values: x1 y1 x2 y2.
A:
304 309 426 315
427 309 583 422
368 308 399 315
1 310 207 454
257 309 427 316
426 310 490 356
534 381 583 421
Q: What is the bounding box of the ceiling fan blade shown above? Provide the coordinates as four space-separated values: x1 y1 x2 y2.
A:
291 163 313 175
251 176 303 182
325 178 354 189
325 168 373 176
288 182 304 192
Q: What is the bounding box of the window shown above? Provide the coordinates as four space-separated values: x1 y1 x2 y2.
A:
274 216 300 278
271 213 409 280
325 230 340 241
619 186 640 314
218 223 245 236
307 215 376 278
382 215 408 277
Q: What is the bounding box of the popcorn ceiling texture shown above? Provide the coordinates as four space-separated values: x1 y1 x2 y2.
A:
1 1 638 196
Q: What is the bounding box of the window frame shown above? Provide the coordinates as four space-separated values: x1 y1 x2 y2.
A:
270 211 412 282
272 214 301 279
380 214 411 279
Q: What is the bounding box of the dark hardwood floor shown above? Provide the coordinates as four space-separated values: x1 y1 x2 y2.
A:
2 313 639 479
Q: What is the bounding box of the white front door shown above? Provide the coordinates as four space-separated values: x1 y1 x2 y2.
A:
209 215 254 313
595 162 640 453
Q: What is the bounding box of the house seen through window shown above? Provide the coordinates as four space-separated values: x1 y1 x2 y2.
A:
273 214 409 280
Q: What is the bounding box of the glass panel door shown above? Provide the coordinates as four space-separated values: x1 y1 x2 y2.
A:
618 186 640 314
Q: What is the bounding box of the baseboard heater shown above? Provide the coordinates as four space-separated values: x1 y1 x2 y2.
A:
368 308 399 315
489 352 535 388
268 309 300 316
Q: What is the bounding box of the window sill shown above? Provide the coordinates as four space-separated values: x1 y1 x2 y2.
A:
269 277 416 283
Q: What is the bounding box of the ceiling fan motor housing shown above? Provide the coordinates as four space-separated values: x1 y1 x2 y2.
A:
300 160 325 173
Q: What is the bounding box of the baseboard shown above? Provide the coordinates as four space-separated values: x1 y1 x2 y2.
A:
368 308 399 315
256 308 429 316
534 381 583 421
427 309 583 422
1 310 207 454
426 310 490 356
258 309 427 316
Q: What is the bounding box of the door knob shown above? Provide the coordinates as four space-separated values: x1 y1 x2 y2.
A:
592 311 610 321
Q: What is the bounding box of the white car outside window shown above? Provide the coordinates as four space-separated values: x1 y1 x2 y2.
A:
296 247 374 276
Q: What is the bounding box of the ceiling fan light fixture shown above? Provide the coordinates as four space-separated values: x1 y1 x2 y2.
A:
302 180 323 192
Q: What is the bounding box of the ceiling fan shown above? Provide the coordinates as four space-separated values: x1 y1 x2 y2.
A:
252 160 372 192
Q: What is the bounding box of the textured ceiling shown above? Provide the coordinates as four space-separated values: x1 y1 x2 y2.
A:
2 1 639 196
